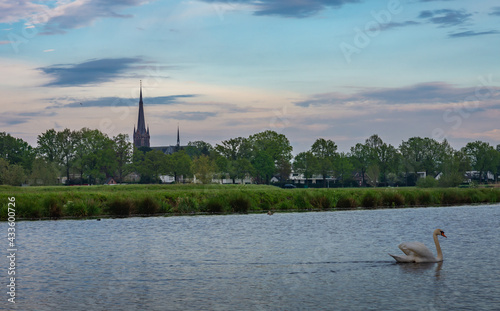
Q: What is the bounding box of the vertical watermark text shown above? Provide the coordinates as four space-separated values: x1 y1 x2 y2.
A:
6 196 17 304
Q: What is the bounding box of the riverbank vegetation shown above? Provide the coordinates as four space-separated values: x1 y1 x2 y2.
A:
2 184 500 220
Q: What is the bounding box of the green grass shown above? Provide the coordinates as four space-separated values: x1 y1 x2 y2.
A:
1 184 500 220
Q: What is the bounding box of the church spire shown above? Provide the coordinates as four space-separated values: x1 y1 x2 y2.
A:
133 80 150 148
177 124 180 147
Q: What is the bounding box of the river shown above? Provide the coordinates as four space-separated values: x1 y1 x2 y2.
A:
1 204 499 310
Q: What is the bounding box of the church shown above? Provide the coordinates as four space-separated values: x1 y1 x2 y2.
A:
133 81 182 154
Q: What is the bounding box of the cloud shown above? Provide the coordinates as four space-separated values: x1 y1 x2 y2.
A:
376 21 420 31
0 41 11 45
489 7 500 16
294 82 488 107
418 9 472 27
43 49 55 52
449 30 499 38
38 57 145 86
201 0 360 18
0 0 151 35
47 94 198 108
0 0 47 24
168 111 218 121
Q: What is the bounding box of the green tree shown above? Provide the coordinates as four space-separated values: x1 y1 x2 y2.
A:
334 152 354 187
29 158 59 185
439 149 468 187
252 151 274 184
248 130 293 181
36 129 58 162
165 150 192 183
293 151 317 184
399 137 446 184
215 137 253 183
185 141 213 158
0 132 35 170
113 134 133 183
310 138 337 185
350 143 371 186
55 129 76 183
0 158 26 186
76 128 117 184
192 154 216 184
462 141 498 183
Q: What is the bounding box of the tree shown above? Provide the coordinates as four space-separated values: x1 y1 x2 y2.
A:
462 141 498 183
133 149 166 183
252 151 274 184
439 149 468 187
74 128 117 184
29 158 59 185
248 130 293 181
350 143 371 186
0 132 35 170
310 138 337 185
276 158 292 182
215 137 253 183
0 158 26 186
192 155 216 184
216 137 251 160
334 152 354 187
399 137 446 183
249 131 293 163
293 151 317 184
113 134 133 183
36 129 58 163
165 150 192 183
185 141 213 158
55 129 76 183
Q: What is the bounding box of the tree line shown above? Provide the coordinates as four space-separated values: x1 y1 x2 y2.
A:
1 129 499 187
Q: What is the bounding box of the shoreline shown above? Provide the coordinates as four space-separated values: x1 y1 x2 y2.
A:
2 184 500 221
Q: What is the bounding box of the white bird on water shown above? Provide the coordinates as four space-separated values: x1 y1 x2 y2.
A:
389 229 447 263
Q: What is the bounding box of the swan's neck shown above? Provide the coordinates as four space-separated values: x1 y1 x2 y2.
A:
434 234 443 262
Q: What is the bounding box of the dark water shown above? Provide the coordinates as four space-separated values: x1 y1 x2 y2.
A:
2 204 500 310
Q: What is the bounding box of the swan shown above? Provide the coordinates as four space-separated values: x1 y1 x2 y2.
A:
389 229 446 263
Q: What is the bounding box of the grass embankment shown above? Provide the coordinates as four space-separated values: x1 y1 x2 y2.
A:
1 184 500 220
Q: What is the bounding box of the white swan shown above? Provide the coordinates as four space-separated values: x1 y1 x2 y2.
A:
389 229 447 263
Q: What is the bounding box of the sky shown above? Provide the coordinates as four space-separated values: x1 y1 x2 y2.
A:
1 0 499 154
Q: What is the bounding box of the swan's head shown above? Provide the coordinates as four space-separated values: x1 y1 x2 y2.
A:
434 228 447 238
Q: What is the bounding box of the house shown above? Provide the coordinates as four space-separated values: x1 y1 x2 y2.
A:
104 177 117 185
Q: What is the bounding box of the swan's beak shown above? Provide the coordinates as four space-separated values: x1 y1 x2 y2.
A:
441 232 447 238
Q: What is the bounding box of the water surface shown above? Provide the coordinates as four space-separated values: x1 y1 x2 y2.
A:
2 204 499 310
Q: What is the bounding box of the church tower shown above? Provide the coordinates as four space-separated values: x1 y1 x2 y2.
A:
133 81 150 148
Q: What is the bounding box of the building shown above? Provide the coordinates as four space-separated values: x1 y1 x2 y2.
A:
151 126 182 155
133 81 150 148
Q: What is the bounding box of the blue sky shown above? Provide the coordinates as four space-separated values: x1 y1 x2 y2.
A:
1 0 499 153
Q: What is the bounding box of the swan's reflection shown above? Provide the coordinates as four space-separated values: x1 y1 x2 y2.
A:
397 261 443 278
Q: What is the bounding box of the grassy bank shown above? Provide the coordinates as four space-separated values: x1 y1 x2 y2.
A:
1 184 500 220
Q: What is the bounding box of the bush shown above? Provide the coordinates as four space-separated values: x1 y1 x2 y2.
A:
85 198 102 216
64 200 87 217
416 176 438 188
361 191 381 209
44 195 63 218
136 197 160 214
381 191 405 207
416 191 433 206
106 198 133 217
173 197 198 214
229 195 251 213
293 192 312 210
336 196 358 209
309 194 331 210
203 197 226 214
